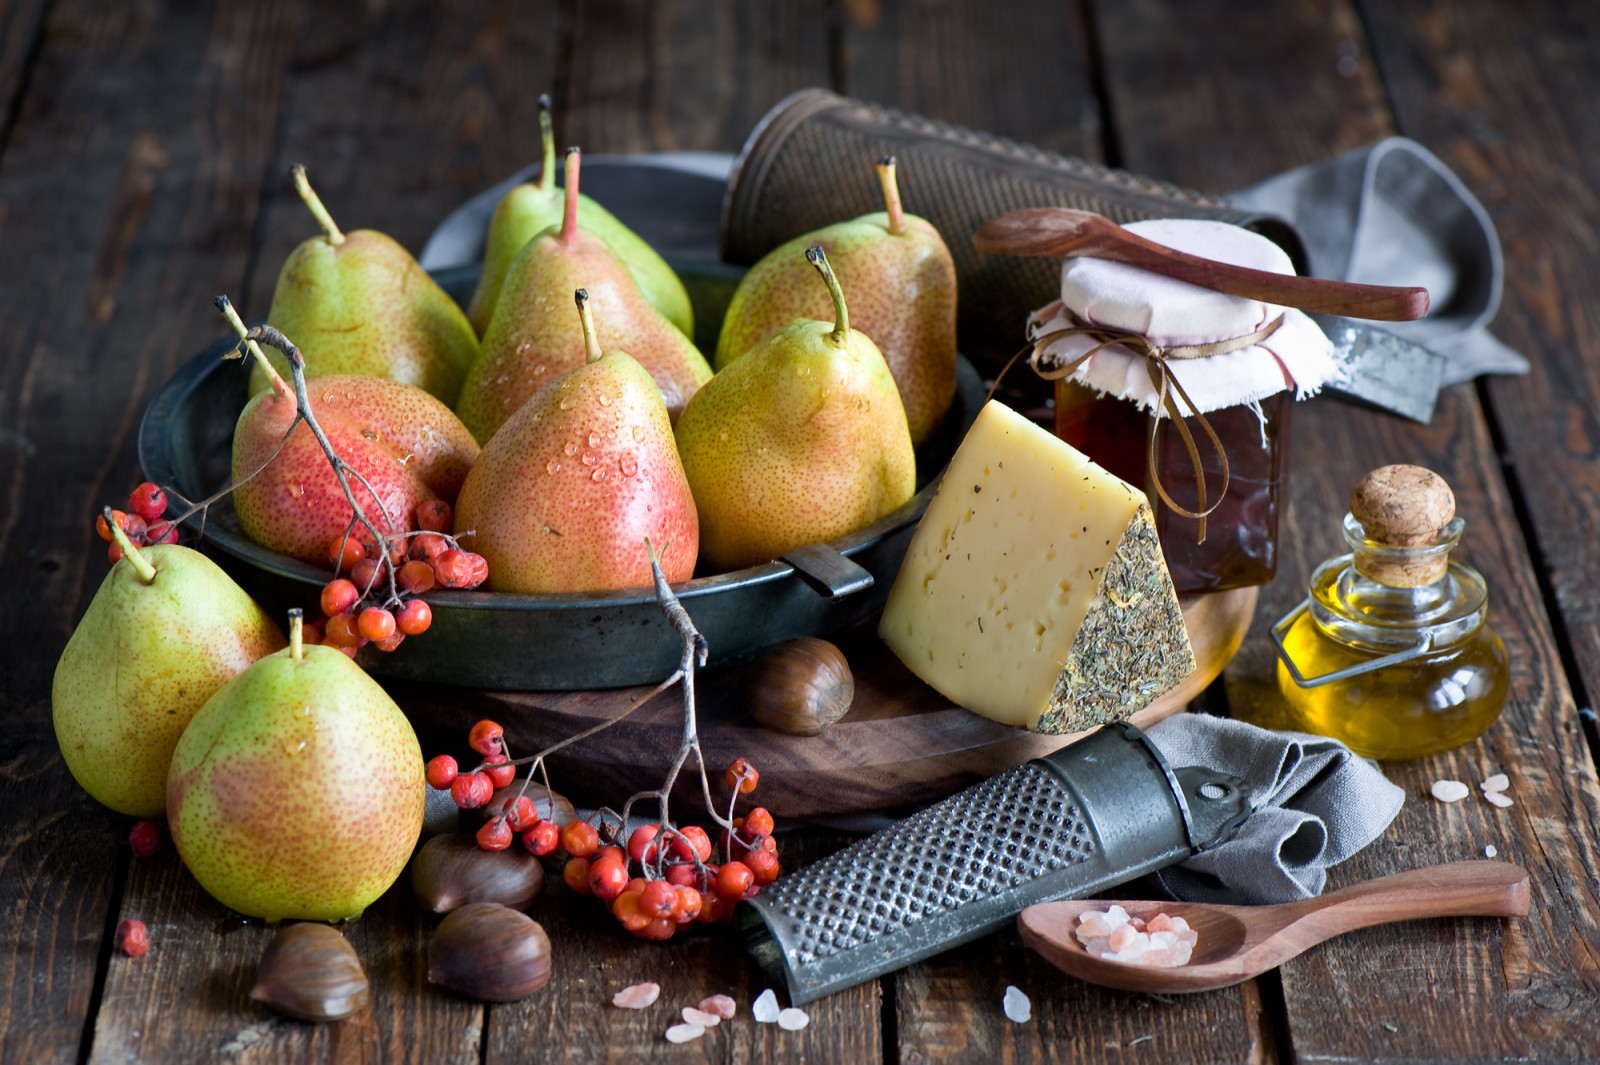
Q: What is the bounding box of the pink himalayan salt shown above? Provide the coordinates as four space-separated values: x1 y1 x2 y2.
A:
698 994 737 1020
612 982 660 1009
1075 906 1197 968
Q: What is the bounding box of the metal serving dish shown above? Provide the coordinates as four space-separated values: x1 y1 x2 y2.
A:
138 257 982 691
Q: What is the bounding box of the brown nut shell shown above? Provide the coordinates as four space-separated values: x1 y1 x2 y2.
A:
743 637 855 737
410 833 546 915
428 902 552 1002
1350 465 1455 546
250 922 370 1022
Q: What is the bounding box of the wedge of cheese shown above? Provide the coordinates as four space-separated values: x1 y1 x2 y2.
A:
879 400 1194 733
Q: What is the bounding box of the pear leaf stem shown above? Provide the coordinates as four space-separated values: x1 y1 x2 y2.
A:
877 155 906 236
806 245 851 347
291 164 345 246
216 297 292 400
288 608 304 661
104 507 157 582
574 289 603 364
560 147 581 243
537 94 556 193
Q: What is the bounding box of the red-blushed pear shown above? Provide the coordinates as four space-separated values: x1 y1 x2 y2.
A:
452 289 698 593
248 165 479 405
455 148 712 443
227 306 479 564
715 156 957 447
466 94 693 339
167 611 424 922
675 246 916 572
52 517 286 818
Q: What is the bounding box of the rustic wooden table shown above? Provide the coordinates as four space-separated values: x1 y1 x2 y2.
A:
4 1 1599 1062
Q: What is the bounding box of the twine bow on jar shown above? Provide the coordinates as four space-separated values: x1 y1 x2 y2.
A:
1026 312 1285 542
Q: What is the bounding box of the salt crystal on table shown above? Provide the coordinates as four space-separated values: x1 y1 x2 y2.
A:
1481 773 1510 793
665 1023 705 1043
1431 779 1470 802
612 982 660 1009
752 989 781 1023
1484 791 1515 808
683 1007 720 1028
777 1007 810 1031
698 995 737 1020
1003 985 1031 1023
1485 845 1498 858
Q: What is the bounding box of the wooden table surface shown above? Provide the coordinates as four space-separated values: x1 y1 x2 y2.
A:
4 1 1599 1062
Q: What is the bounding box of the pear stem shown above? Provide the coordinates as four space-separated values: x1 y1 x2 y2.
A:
574 288 603 364
216 297 293 401
104 507 156 583
537 94 556 193
806 245 851 347
291 164 345 246
877 155 906 236
288 608 304 660
560 147 581 243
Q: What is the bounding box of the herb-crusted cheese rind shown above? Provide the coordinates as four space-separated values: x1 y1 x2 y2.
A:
878 399 1195 733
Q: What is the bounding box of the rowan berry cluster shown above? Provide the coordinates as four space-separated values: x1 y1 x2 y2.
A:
95 483 179 561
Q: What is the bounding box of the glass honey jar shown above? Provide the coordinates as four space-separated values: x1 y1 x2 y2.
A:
1271 465 1508 760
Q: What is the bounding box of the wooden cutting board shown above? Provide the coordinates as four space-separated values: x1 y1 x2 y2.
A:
398 587 1257 820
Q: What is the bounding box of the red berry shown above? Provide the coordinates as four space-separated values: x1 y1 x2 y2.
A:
563 857 592 895
129 820 162 858
450 772 493 809
744 807 775 838
665 863 698 888
328 536 365 572
351 557 384 591
561 820 600 859
320 579 359 618
589 856 629 900
398 560 436 594
107 542 125 563
396 598 433 636
628 824 662 865
301 618 326 645
725 758 759 794
413 532 450 563
469 719 504 756
323 611 362 647
336 644 360 659
522 820 560 856
671 825 713 863
121 513 149 544
96 509 131 543
415 499 453 532
115 919 149 958
425 755 459 790
638 879 678 918
464 552 489 587
697 891 727 924
145 520 179 546
674 885 703 924
433 549 475 588
745 847 780 886
501 795 538 832
128 483 167 522
476 817 514 851
611 890 651 933
357 606 396 642
715 861 755 902
374 631 405 652
640 916 677 941
595 845 626 868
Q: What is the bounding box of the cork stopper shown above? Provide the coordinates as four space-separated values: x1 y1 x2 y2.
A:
1348 465 1457 586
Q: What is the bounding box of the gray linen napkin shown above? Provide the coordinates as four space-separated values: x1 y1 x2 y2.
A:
1229 137 1527 384
1144 714 1404 904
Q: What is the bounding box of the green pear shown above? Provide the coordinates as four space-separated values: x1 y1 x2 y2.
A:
716 156 957 447
52 522 286 818
675 246 916 571
466 95 694 339
454 289 699 592
456 148 712 443
167 613 424 923
248 166 479 405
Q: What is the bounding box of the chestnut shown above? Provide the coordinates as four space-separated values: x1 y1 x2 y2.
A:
742 637 854 737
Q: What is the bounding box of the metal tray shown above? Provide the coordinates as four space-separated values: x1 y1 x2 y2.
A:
138 258 983 690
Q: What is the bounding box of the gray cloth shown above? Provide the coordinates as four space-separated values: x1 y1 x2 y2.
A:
1144 714 1405 905
1230 137 1527 384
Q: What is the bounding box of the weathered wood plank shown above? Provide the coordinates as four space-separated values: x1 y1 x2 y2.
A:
0 0 50 148
242 0 563 319
0 0 305 1056
840 0 1103 160
560 0 834 155
485 831 881 1064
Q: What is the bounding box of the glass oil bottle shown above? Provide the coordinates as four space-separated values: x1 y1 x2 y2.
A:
1272 465 1508 760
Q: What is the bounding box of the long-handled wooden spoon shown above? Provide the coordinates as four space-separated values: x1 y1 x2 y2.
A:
973 207 1430 322
1018 860 1529 994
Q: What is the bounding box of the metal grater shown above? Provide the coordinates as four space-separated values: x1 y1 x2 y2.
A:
740 722 1250 1003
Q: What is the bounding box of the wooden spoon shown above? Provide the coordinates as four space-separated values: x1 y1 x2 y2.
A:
1018 860 1529 994
973 207 1430 322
